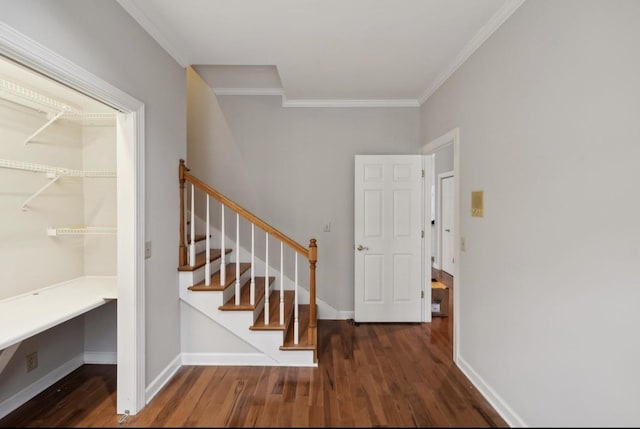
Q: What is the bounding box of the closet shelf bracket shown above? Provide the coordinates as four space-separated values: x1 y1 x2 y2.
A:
21 173 62 211
24 107 70 145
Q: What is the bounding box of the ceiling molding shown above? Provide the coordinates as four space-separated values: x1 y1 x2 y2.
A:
282 97 419 108
213 88 285 96
213 87 419 108
116 0 189 68
418 0 526 105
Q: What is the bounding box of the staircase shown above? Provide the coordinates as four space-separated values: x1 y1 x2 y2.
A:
178 160 318 366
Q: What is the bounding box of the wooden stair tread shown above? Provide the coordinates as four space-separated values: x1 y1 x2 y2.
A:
178 248 231 272
250 290 294 331
186 234 210 243
219 276 275 310
281 304 315 350
188 262 251 291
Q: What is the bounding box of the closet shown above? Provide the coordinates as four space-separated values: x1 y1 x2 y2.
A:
0 56 118 412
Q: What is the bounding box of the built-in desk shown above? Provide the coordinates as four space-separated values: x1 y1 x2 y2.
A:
0 276 117 373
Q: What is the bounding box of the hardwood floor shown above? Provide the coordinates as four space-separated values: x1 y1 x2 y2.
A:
1 272 506 427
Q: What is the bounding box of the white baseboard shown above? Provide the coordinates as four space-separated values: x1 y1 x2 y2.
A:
182 352 276 366
456 355 526 427
84 352 117 364
145 354 181 405
0 353 84 420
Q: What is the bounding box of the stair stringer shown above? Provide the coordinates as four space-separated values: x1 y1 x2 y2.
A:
179 281 316 367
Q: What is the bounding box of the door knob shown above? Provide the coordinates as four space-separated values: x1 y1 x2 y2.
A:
356 244 369 251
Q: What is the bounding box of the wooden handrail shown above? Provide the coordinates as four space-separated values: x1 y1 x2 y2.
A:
179 159 317 362
183 170 309 258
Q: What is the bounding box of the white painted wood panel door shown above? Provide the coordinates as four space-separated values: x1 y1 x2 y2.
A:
354 155 422 322
441 175 455 275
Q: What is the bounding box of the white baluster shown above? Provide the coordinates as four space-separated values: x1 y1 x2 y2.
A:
235 213 240 306
279 242 284 325
250 224 255 306
205 195 211 286
189 184 195 267
294 252 299 345
264 232 269 325
220 204 226 285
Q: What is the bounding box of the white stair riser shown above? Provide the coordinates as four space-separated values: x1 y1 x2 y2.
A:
221 269 252 304
179 258 223 289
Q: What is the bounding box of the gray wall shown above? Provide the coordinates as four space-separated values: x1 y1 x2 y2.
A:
187 68 420 314
1 0 186 394
421 0 640 426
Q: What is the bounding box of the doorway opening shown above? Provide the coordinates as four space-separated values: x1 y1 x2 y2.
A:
0 24 145 416
422 128 459 362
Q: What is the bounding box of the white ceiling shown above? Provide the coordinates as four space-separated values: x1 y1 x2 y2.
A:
117 0 525 106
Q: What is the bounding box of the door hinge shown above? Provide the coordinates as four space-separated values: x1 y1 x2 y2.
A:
421 230 424 238
421 290 424 299
421 169 425 178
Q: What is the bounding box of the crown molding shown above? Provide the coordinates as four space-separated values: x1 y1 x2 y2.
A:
418 0 526 105
282 97 419 108
213 88 419 108
213 87 285 96
116 0 189 68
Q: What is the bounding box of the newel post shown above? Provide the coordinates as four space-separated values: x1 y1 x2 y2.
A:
179 159 188 267
308 238 318 358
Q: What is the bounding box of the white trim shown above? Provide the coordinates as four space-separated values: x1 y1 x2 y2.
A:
212 87 419 108
421 154 434 323
84 352 118 365
436 170 454 277
145 354 182 405
0 353 84 420
182 353 317 368
182 352 275 366
422 128 460 362
0 22 146 415
115 0 188 67
282 97 419 108
418 0 526 105
457 355 526 427
213 87 285 97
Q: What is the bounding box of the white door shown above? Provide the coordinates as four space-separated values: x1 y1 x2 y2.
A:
354 155 423 322
441 175 455 275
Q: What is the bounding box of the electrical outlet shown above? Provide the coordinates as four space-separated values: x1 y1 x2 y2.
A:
26 351 38 372
145 241 151 259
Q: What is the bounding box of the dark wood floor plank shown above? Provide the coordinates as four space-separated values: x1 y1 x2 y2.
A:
0 277 508 428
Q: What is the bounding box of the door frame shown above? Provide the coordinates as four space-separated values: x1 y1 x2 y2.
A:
422 128 460 362
437 170 454 275
0 23 146 414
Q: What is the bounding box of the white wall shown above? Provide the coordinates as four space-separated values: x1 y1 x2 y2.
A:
0 100 84 300
83 123 117 276
0 317 84 407
187 68 420 315
1 0 186 395
420 0 640 426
